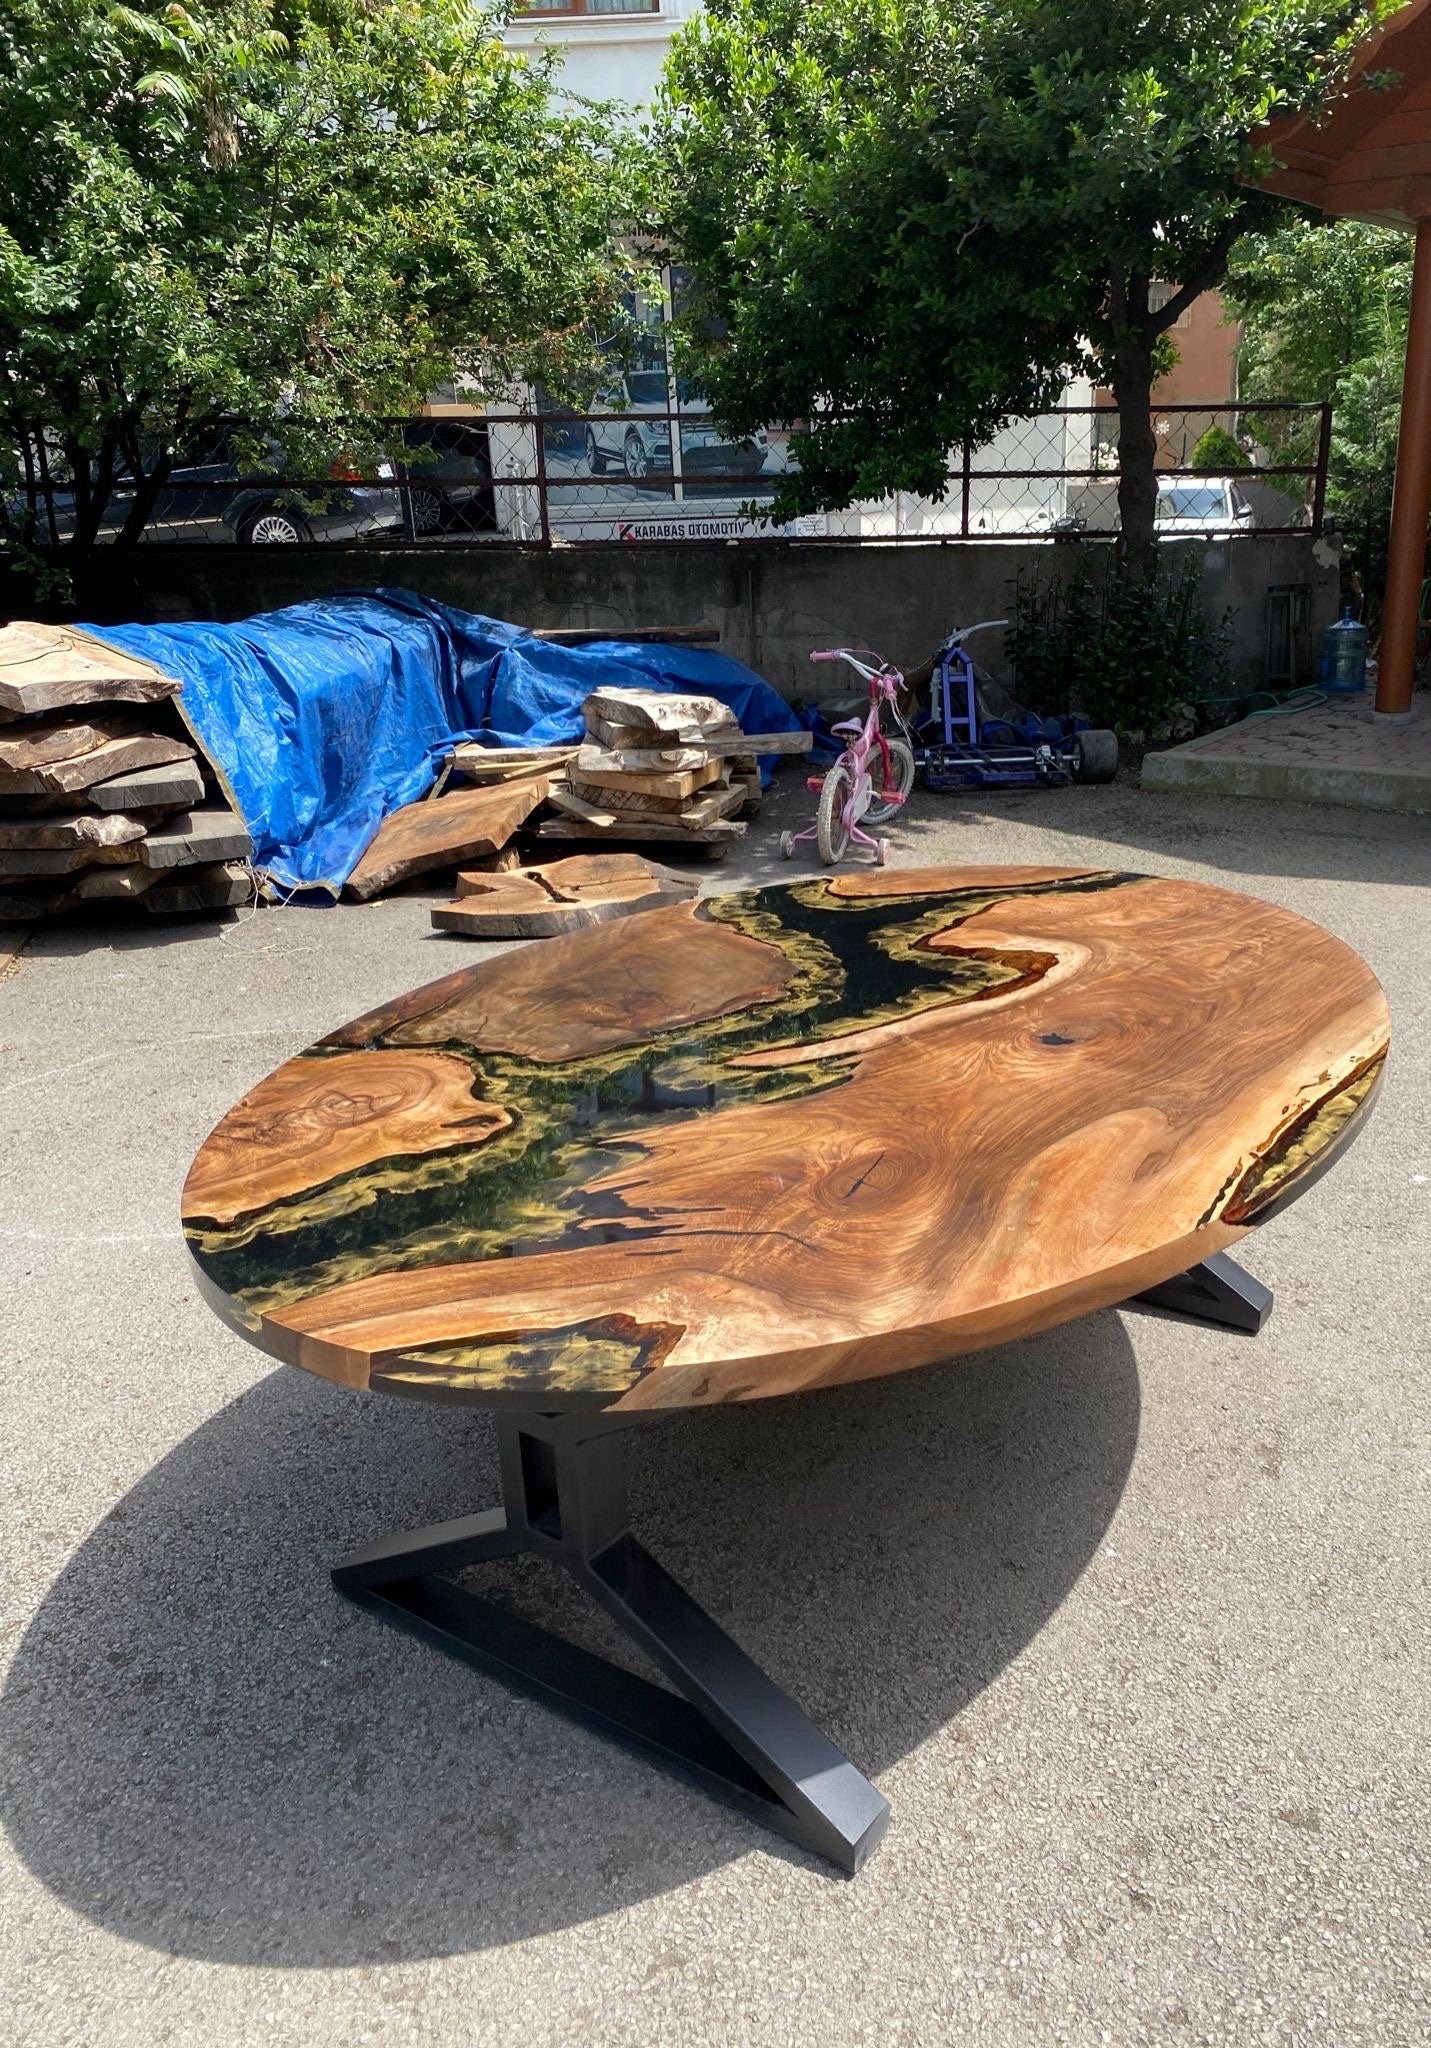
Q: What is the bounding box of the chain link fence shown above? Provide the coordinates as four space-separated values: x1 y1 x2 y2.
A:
3 403 1330 550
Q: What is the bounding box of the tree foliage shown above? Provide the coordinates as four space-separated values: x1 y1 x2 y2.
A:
1225 216 1410 609
659 0 1380 566
0 0 640 554
1189 424 1250 473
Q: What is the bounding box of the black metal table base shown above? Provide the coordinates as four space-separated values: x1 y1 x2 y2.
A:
333 1254 1269 1876
1129 1251 1273 1333
333 1408 891 1875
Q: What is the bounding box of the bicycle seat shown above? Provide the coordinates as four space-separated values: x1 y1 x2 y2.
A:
830 719 863 738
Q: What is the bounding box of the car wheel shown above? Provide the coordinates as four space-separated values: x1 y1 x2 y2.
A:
237 505 312 545
623 430 650 481
406 487 444 536
584 428 606 476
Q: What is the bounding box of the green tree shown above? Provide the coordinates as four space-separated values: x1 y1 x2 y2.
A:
0 0 639 557
659 0 1378 568
1225 216 1410 610
1189 424 1250 472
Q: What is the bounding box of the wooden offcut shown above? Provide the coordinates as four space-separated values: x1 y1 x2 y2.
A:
0 731 195 799
574 731 809 776
583 687 741 743
0 623 179 719
87 759 207 812
137 807 252 870
344 777 549 902
145 861 252 915
432 853 698 939
448 745 578 784
0 811 145 852
536 814 744 847
567 758 724 803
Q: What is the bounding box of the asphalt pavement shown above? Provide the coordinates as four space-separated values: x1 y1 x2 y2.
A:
1 776 1426 2047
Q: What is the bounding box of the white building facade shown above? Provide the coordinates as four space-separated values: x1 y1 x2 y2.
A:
502 0 704 108
489 0 1095 544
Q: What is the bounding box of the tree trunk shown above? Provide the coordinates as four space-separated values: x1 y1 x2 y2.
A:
1112 333 1159 578
113 451 176 552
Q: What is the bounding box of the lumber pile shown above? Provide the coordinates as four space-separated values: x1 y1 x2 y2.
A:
0 622 252 923
432 852 698 939
534 687 811 853
344 775 549 902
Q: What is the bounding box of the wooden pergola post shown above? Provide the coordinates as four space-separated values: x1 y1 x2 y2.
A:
1374 217 1431 719
1256 0 1431 724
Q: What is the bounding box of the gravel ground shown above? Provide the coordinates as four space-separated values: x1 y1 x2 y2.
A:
0 774 1427 2048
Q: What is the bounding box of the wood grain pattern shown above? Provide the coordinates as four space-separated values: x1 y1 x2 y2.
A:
183 868 1389 1411
0 811 146 852
344 779 548 901
0 731 194 798
0 623 178 719
183 1049 512 1224
0 715 139 774
432 853 697 938
88 760 206 813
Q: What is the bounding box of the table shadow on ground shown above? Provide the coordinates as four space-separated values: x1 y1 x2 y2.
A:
1 1315 1139 1964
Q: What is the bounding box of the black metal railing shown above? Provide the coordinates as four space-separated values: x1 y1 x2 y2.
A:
1 402 1332 550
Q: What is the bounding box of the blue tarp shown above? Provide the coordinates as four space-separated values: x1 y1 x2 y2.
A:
82 588 795 895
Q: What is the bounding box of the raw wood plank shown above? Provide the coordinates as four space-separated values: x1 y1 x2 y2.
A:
0 623 178 719
0 842 144 877
574 730 809 776
0 715 143 775
345 778 549 902
145 861 252 915
533 626 720 646
675 781 747 829
547 785 618 828
448 746 577 784
0 883 73 922
536 814 745 846
575 741 709 776
433 853 698 940
0 811 146 852
565 780 693 818
582 687 741 743
136 807 253 870
566 758 724 802
72 865 159 900
87 759 206 812
0 731 194 798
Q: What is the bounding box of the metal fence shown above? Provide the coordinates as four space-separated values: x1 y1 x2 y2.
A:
3 402 1331 551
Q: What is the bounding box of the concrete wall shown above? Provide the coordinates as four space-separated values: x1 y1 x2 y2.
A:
7 532 1340 705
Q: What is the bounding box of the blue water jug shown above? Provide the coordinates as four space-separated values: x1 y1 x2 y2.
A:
1318 605 1367 693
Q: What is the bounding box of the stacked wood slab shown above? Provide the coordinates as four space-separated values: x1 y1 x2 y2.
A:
0 622 251 922
536 686 810 852
432 852 699 938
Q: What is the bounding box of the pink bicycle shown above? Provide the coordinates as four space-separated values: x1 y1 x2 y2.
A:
780 647 916 867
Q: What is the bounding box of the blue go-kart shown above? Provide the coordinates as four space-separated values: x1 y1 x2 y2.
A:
914 619 1119 790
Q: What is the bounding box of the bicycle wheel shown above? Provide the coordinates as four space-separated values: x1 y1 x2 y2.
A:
816 760 853 863
863 737 915 825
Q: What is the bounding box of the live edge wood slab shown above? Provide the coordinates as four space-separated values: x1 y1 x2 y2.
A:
184 867 1389 1413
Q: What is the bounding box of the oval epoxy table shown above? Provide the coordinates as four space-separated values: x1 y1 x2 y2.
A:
184 867 1389 1871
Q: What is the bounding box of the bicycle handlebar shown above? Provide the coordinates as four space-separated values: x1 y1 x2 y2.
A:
946 618 1008 644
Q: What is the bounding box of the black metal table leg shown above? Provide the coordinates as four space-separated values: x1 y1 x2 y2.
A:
332 1410 890 1875
1129 1250 1273 1333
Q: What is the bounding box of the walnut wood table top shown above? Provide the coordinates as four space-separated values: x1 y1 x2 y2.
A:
183 866 1389 1411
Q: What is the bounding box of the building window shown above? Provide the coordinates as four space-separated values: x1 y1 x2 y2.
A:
518 2 661 16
